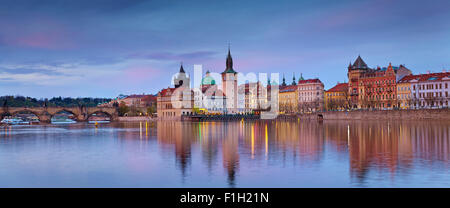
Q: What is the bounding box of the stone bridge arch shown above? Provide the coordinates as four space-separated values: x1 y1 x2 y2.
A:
87 111 113 121
50 108 80 120
87 107 118 121
8 108 46 122
10 109 41 116
46 107 83 121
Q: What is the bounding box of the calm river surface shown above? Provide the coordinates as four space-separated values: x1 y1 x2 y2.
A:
0 120 449 187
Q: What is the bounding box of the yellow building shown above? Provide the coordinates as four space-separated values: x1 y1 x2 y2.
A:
278 85 298 114
397 75 413 109
325 83 348 111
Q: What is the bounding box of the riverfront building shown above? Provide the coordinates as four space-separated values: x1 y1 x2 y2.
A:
99 94 156 108
279 85 298 114
325 82 348 111
194 70 227 113
397 77 413 109
297 75 324 112
398 71 450 109
347 56 412 109
238 82 269 113
157 64 194 119
358 63 398 109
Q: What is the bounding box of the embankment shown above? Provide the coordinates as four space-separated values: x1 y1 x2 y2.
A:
117 116 157 122
295 109 450 121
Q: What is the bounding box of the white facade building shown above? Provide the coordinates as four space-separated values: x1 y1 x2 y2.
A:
409 71 450 109
297 76 324 112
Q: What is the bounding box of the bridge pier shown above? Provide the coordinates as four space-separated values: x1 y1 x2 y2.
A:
39 115 52 123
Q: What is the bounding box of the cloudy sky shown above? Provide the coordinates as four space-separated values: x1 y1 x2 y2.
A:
0 0 449 98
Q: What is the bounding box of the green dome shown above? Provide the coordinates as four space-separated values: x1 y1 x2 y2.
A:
201 76 216 85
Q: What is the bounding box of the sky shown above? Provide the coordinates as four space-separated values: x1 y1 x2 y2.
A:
0 0 449 98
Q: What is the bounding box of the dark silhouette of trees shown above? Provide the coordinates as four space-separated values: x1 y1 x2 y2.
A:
118 101 130 116
0 96 111 107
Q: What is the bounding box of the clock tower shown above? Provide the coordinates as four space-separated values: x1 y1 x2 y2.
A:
221 47 238 114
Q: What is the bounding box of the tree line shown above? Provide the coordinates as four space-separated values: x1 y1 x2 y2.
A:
1 96 111 107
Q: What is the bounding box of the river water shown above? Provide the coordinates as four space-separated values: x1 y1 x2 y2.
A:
0 120 448 187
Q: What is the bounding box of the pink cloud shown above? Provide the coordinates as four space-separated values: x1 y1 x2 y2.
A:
0 18 76 50
123 66 163 83
12 32 74 49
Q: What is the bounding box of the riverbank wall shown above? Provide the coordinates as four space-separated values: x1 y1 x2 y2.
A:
181 114 260 121
117 116 157 122
295 109 450 121
120 109 449 122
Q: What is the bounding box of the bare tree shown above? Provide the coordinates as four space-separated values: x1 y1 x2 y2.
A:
326 99 336 111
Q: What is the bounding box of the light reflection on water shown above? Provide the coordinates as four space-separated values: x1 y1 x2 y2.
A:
0 120 448 187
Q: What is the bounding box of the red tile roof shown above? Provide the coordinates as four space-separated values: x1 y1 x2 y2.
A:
279 85 297 93
398 72 450 83
141 95 157 102
158 88 176 96
326 83 348 92
298 78 322 85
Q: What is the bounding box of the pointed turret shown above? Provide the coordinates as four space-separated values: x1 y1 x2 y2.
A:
227 46 232 68
222 45 237 74
174 62 190 88
292 73 296 85
351 55 368 70
281 74 287 86
299 73 304 81
179 62 185 73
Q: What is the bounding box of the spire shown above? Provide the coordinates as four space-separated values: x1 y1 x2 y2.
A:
299 73 304 81
226 46 233 69
222 45 237 74
282 74 286 86
179 62 185 73
292 72 296 85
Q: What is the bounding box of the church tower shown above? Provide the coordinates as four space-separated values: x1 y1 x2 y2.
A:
347 55 369 108
174 63 190 88
221 46 238 114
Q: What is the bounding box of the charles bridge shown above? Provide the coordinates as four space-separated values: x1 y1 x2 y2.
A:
0 106 119 123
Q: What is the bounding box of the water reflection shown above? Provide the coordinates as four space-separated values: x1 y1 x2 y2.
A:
0 120 448 187
155 120 449 187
